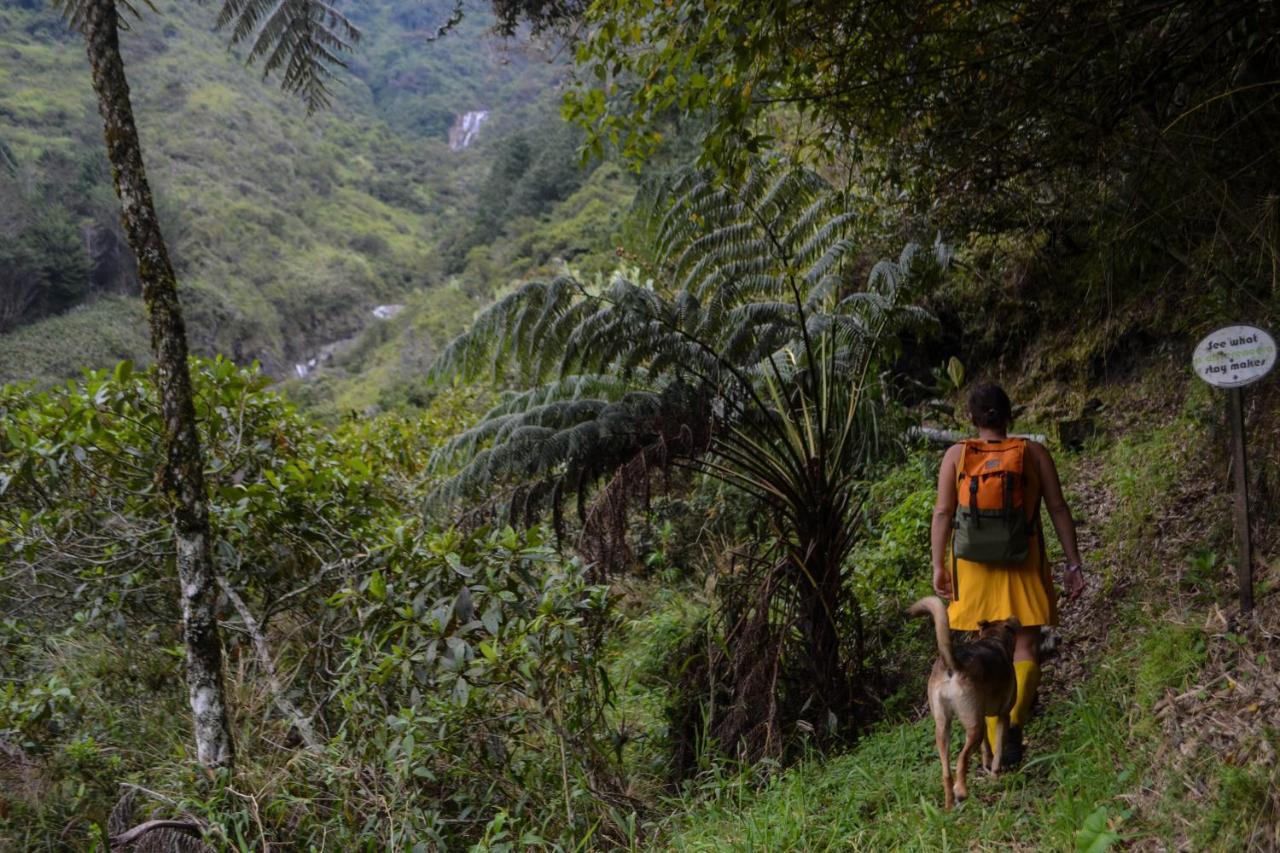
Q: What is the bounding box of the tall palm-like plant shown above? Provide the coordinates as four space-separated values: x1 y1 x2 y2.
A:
429 166 948 748
55 0 363 771
53 0 580 773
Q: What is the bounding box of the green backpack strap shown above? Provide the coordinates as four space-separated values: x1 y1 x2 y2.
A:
950 442 967 600
951 540 959 602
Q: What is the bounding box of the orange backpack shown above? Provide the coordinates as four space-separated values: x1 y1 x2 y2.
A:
953 438 1031 564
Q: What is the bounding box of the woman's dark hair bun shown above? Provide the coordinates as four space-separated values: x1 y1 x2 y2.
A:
968 383 1013 429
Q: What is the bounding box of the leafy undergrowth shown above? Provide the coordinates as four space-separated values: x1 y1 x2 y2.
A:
3 355 1276 850
661 365 1280 851
0 296 151 388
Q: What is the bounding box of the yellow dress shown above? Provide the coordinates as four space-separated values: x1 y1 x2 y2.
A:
946 444 1059 630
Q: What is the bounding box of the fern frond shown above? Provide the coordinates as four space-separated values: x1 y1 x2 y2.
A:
424 162 949 545
216 0 359 113
782 194 845 253
427 279 584 387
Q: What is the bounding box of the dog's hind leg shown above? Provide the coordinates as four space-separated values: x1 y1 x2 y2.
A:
935 714 954 811
991 714 1009 774
953 717 984 804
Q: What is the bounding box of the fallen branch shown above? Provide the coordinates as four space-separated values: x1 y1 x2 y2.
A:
110 819 203 848
909 426 1047 446
216 576 322 751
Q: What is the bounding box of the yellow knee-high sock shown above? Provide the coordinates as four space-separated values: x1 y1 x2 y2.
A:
1011 660 1041 727
987 661 1042 746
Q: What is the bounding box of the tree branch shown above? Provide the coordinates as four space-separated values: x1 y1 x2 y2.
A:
109 819 203 848
216 576 321 751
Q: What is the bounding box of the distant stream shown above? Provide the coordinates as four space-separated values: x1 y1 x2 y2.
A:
295 107 487 379
293 303 404 379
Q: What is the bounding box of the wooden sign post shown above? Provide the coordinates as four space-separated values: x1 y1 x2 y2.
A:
1191 325 1277 613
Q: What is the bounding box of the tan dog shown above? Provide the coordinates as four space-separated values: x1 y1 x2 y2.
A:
908 595 1020 810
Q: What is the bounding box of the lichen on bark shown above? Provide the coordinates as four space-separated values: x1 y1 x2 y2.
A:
76 0 234 771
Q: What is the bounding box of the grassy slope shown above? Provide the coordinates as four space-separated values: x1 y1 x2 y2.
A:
661 365 1280 851
283 162 637 417
0 296 149 388
0 0 568 384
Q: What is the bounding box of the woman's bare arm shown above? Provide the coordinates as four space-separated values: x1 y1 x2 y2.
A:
1032 443 1081 564
1032 442 1085 598
931 445 961 598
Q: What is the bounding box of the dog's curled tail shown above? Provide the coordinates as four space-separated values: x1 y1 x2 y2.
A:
907 595 957 673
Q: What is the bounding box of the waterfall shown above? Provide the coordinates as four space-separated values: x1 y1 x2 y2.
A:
448 110 490 150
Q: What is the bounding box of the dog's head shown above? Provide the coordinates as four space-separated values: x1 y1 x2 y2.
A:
976 616 1021 659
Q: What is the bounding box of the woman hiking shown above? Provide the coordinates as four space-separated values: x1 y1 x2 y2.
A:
930 382 1085 765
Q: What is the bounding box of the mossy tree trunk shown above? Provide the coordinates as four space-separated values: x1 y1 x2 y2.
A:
77 0 234 770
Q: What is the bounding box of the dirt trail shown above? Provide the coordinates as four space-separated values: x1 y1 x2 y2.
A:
1036 460 1116 707
1027 420 1280 848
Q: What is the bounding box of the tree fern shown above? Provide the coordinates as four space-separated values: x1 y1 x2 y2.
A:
428 165 946 517
427 163 949 754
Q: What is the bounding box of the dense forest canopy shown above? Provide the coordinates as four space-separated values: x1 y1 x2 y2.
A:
1 0 1278 849
563 0 1280 335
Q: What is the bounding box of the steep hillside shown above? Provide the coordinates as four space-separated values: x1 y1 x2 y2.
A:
284 160 636 418
0 0 586 386
346 2 559 140
4 3 1277 849
662 357 1280 850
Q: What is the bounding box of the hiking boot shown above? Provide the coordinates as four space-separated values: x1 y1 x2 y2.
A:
1001 725 1024 768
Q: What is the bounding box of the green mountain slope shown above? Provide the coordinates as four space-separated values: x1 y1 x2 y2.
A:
0 0 589 387
6 3 1280 851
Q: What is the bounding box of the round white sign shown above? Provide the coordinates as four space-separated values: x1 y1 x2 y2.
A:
1192 325 1276 388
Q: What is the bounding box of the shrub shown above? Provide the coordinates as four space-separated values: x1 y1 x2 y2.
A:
0 360 633 848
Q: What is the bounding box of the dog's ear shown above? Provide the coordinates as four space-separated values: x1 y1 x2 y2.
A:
1006 617 1022 632
977 619 991 630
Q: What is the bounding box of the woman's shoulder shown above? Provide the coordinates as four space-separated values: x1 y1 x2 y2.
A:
1023 438 1050 457
1022 438 1057 473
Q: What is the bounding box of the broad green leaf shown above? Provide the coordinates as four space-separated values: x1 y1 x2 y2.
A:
1075 806 1120 853
113 360 133 385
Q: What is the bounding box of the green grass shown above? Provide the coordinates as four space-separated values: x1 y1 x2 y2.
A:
655 650 1126 845
1083 376 1222 577
658 609 1229 851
